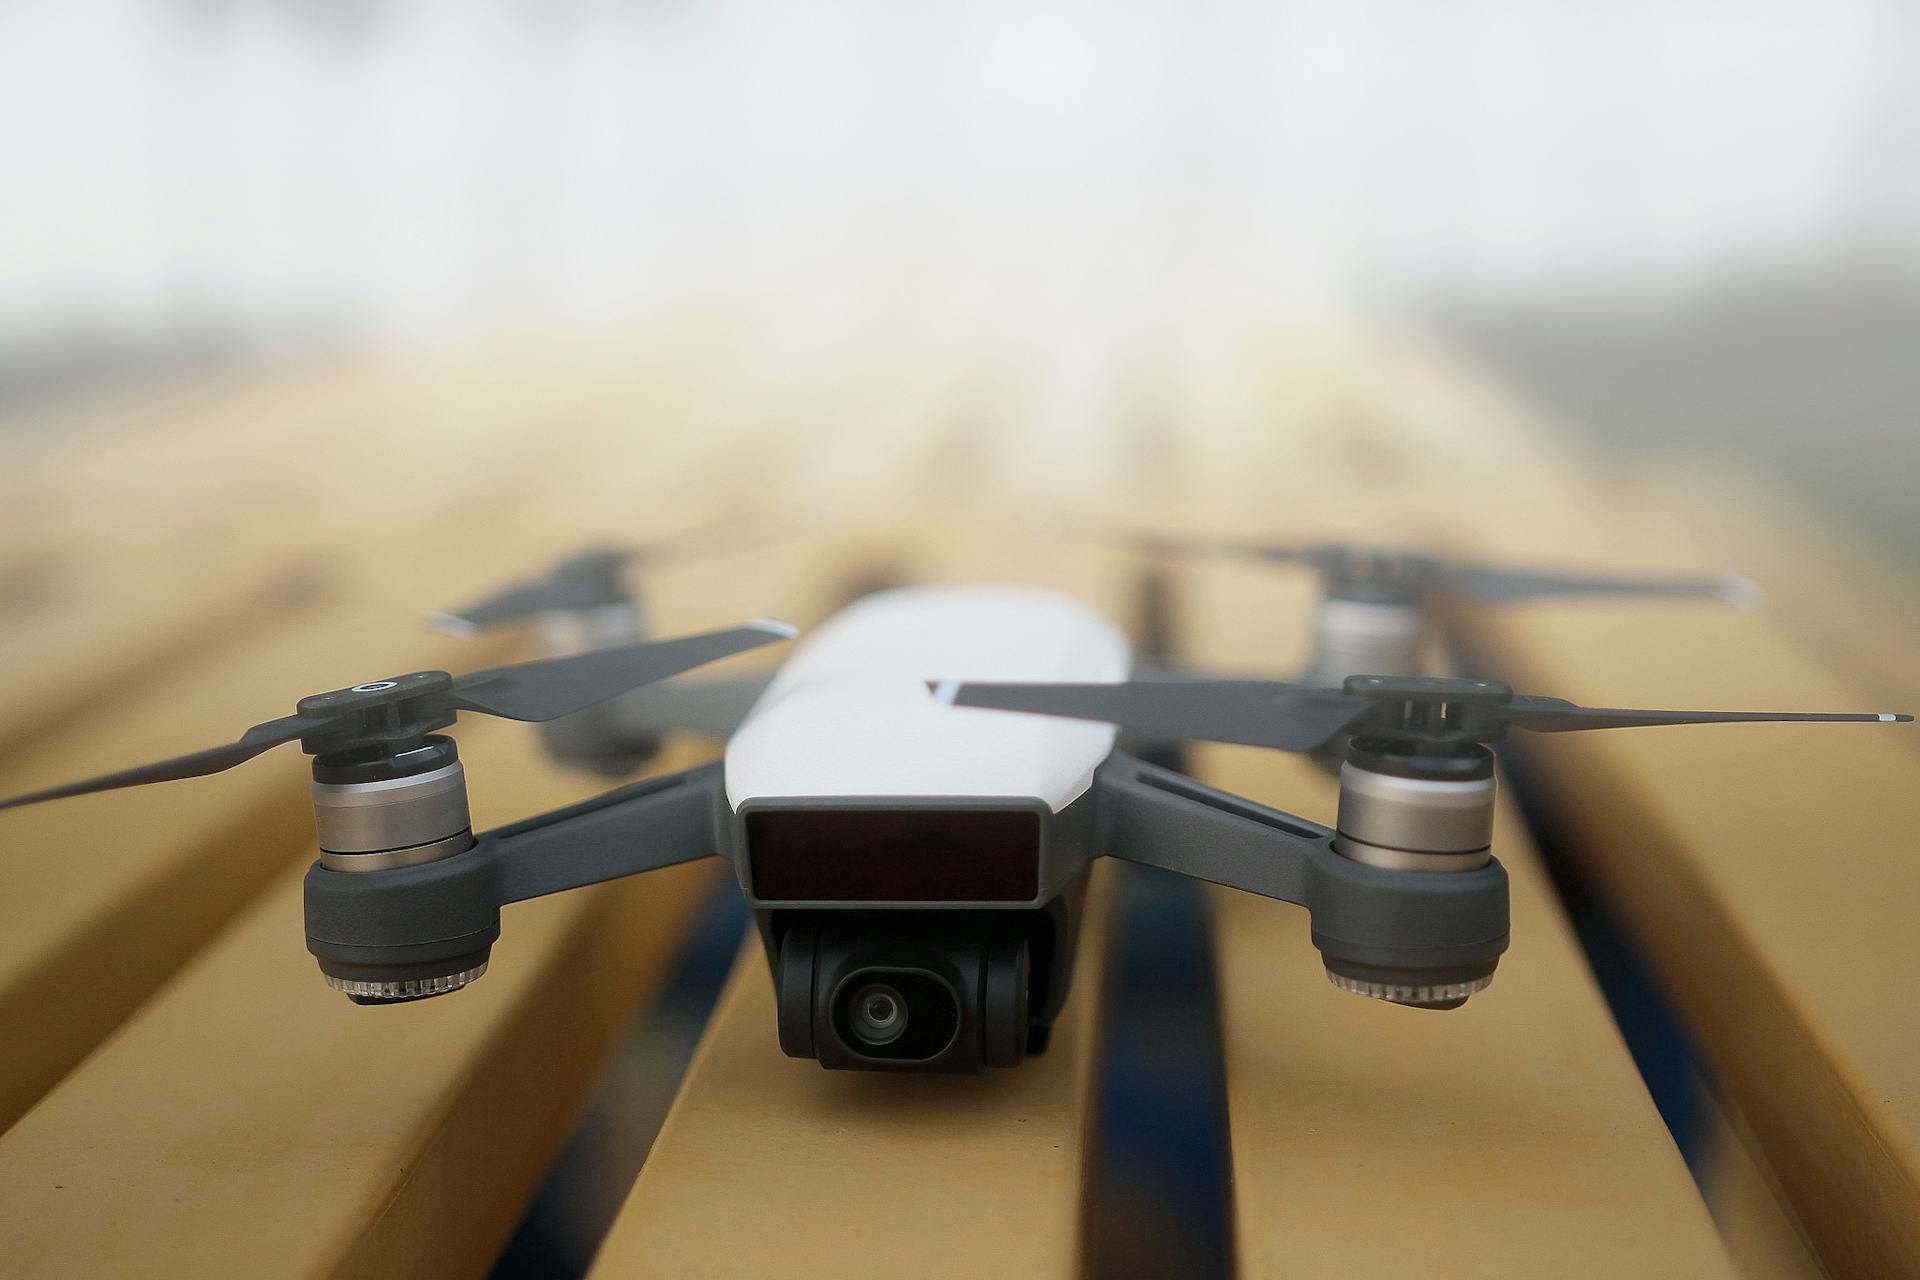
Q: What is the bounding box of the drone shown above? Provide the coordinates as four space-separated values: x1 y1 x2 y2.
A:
1111 528 1755 686
2 581 1906 1075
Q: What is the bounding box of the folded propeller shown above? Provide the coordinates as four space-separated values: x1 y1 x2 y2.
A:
1118 530 1754 607
430 524 776 635
934 673 1908 756
0 621 797 811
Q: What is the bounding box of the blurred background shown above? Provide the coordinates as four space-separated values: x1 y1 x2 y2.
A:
1 4 1915 1278
2 0 1916 555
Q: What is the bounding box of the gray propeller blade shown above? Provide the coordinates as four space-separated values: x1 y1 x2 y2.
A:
0 713 333 811
431 523 779 635
0 620 797 813
1500 697 1909 733
1105 521 1753 608
447 620 797 722
932 679 1372 752
1439 562 1755 605
933 678 1910 755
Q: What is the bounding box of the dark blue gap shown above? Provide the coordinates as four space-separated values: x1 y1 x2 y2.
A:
1087 562 1235 1280
489 875 751 1278
1085 861 1237 1280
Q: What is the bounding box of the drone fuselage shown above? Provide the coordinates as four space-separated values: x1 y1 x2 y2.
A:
722 586 1130 1070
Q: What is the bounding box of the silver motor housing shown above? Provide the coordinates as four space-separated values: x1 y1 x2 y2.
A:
1326 739 1499 1008
310 737 483 1001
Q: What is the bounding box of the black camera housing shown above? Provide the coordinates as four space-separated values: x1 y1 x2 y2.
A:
766 898 1079 1073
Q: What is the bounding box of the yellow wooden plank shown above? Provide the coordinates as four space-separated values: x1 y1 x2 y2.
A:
0 725 721 1280
1276 325 1920 1276
1648 459 1920 713
1170 551 1739 1278
0 289 904 1133
0 277 971 1270
0 550 330 760
1436 573 1920 1279
0 505 853 1276
587 866 1111 1280
1694 1093 1829 1280
0 575 523 1133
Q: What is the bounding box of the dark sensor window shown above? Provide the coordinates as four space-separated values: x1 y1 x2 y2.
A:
747 808 1041 902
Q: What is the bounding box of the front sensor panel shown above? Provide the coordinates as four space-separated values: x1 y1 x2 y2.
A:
746 808 1041 903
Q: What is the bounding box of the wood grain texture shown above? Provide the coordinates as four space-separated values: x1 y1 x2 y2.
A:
0 298 883 1137
1310 327 1920 1278
1440 589 1920 1280
0 727 719 1280
0 588 525 1133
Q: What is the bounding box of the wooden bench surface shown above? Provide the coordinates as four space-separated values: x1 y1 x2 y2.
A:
1170 554 1737 1279
0 290 1911 1278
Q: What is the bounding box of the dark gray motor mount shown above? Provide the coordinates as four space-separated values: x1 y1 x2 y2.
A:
1321 737 1502 1006
771 908 1054 1073
304 761 729 1002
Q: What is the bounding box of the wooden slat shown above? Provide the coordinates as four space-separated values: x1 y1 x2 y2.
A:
0 503 848 1136
1693 1093 1828 1280
0 550 329 760
1436 563 1920 1279
1169 551 1739 1278
0 291 892 1135
0 439 860 1277
0 576 525 1133
1273 324 1920 1277
0 280 985 1271
0 725 720 1280
1649 459 1920 713
588 867 1111 1280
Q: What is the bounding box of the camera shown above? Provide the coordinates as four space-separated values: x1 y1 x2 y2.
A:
770 912 1050 1073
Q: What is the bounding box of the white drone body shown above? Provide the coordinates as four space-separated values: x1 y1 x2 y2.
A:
727 585 1128 810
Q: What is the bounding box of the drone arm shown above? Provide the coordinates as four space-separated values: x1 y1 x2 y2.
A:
1089 752 1509 1005
487 760 729 903
1090 752 1326 905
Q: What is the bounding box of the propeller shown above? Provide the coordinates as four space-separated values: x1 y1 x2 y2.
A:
932 673 1909 755
0 620 797 811
1114 529 1754 607
431 524 771 635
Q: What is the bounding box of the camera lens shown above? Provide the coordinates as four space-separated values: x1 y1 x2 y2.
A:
847 982 908 1046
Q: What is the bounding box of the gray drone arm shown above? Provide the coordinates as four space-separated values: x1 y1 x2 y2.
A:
1092 752 1324 903
1090 752 1510 1006
488 761 729 902
303 761 729 995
